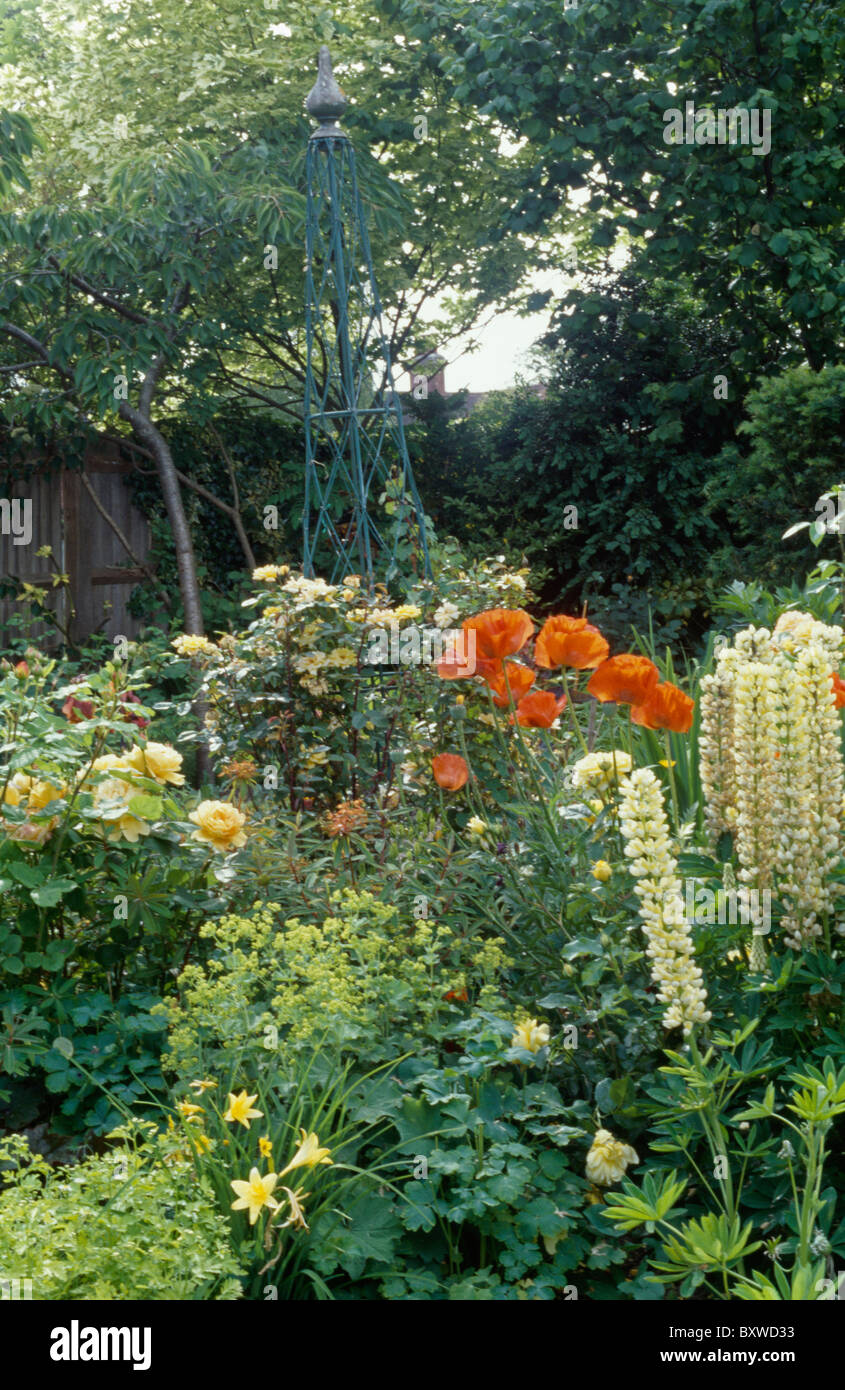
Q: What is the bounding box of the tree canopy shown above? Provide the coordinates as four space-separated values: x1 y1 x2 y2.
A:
396 0 845 372
0 0 557 626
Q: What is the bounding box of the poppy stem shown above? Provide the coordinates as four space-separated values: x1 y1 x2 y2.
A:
560 669 591 758
502 664 561 850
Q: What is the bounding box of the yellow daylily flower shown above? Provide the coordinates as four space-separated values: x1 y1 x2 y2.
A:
259 1136 273 1161
224 1090 264 1129
176 1100 204 1124
189 1078 217 1094
279 1128 333 1178
230 1167 279 1225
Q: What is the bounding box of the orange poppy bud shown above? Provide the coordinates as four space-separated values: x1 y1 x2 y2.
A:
831 673 845 709
587 655 660 707
535 615 609 670
485 661 536 707
510 689 567 728
462 608 534 660
630 681 695 733
431 753 469 790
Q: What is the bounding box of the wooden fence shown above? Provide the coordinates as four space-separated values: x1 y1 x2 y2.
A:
0 441 154 649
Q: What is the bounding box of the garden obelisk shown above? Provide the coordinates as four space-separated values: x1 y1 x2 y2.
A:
302 46 430 586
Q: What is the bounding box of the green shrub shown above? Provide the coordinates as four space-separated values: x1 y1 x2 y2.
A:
157 889 512 1081
0 1125 244 1299
705 364 845 589
0 651 240 1134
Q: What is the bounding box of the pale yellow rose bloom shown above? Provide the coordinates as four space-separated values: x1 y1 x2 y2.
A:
28 778 66 810
3 772 31 806
124 746 148 775
92 753 130 774
106 814 151 844
142 742 185 786
188 800 247 852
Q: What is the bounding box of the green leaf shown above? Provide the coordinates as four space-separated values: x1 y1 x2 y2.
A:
9 862 43 888
561 936 604 960
127 795 163 820
30 878 77 908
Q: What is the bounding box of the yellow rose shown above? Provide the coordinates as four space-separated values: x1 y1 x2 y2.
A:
92 753 130 774
124 745 148 775
92 775 152 843
104 813 152 844
8 819 56 846
326 646 357 669
28 778 66 810
3 772 31 806
142 742 185 786
172 633 217 657
188 800 247 852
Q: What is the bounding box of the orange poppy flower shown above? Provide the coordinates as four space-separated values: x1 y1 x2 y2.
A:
832 673 845 709
462 608 534 660
437 645 500 682
535 615 609 670
431 753 469 791
587 654 660 706
630 681 695 733
511 690 567 728
485 661 536 708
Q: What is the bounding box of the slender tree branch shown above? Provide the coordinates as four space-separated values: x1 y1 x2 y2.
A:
46 257 152 326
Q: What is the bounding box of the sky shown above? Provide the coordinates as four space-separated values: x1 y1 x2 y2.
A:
393 267 570 395
392 168 593 395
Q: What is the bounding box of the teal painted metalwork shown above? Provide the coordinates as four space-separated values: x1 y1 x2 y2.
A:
302 47 430 588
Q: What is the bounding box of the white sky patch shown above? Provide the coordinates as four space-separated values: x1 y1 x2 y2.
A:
394 179 594 393
394 266 569 394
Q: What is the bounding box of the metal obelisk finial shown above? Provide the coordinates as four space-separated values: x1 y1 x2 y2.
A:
305 45 348 139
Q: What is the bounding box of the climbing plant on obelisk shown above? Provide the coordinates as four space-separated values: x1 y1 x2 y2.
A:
302 46 430 587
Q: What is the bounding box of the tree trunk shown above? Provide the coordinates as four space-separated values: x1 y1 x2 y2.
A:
119 401 204 635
